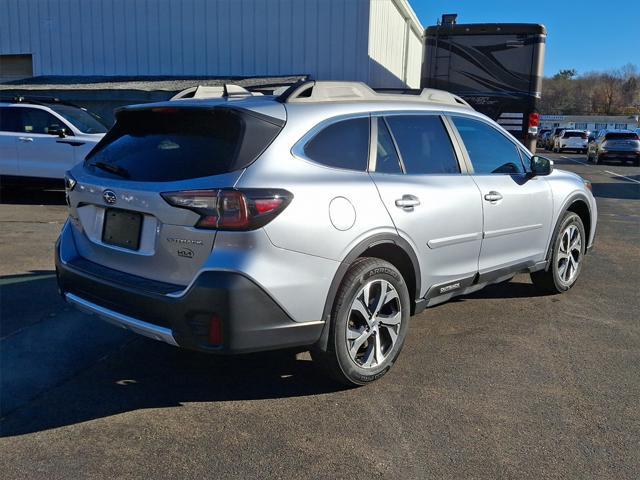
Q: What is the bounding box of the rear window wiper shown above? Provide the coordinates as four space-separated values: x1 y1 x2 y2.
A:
91 161 130 178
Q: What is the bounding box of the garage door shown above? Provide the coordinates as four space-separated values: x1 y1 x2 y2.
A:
0 54 33 82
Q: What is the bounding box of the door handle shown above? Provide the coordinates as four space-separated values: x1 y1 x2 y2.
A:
484 191 503 202
18 137 34 142
395 194 420 210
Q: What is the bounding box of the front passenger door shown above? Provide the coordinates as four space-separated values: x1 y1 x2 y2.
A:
450 116 553 275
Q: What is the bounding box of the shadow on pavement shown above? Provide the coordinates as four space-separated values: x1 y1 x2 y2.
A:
0 339 345 437
457 280 547 300
0 271 558 438
591 180 640 201
0 186 66 206
0 271 63 337
0 273 346 438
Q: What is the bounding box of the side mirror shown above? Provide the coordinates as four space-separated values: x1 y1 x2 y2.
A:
530 155 553 176
48 126 67 138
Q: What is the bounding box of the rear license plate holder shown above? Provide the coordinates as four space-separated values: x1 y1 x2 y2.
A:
102 208 143 250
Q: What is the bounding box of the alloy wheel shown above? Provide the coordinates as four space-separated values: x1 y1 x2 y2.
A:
346 279 402 369
557 224 582 284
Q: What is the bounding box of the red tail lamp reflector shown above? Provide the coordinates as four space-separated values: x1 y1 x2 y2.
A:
209 314 223 345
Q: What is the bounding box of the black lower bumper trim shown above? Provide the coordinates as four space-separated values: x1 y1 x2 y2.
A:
56 249 323 354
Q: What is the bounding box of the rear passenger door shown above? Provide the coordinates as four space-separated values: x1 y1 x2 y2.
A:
15 107 75 179
370 113 483 300
450 115 553 275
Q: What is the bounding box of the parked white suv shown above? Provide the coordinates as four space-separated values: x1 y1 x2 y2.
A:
0 98 108 184
553 129 588 153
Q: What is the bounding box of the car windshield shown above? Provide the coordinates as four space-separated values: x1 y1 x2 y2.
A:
605 132 638 140
48 104 109 134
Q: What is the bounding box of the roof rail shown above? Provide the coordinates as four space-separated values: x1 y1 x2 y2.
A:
170 84 264 101
276 80 472 108
0 95 83 109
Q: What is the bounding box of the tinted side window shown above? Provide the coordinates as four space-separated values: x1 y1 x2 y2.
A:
375 118 402 174
385 115 459 174
19 108 66 134
452 117 524 174
303 118 369 171
0 107 22 132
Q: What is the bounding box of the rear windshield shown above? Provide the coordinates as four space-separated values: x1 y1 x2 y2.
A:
605 132 638 140
85 107 283 181
564 131 587 138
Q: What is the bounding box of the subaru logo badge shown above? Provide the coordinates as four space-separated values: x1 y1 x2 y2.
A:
103 190 117 205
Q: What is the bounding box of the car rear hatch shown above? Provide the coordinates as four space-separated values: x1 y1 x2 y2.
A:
65 102 285 287
603 132 640 151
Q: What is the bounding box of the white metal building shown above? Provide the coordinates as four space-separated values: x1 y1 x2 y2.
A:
540 115 639 132
0 0 424 88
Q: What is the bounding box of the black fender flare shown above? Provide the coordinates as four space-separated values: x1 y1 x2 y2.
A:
544 192 592 267
315 233 421 351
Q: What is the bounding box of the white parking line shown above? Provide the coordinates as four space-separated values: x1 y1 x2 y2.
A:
604 170 640 184
561 155 588 165
559 155 640 184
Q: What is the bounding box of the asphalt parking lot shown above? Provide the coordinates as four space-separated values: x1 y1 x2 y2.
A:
1 153 639 479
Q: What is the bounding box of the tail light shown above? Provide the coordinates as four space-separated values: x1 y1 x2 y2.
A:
161 188 293 230
528 113 540 135
208 314 223 345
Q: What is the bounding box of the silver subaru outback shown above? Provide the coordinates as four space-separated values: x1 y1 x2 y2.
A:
56 81 597 385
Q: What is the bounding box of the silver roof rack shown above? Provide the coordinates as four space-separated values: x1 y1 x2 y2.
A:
171 84 264 100
278 81 471 108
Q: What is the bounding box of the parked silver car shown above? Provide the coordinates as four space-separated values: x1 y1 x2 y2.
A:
587 130 640 165
56 81 597 385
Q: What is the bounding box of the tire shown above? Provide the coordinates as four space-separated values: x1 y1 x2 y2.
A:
531 212 586 294
312 257 410 386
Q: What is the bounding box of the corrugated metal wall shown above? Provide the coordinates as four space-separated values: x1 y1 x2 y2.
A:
0 0 371 81
405 28 422 88
0 0 423 88
367 0 423 88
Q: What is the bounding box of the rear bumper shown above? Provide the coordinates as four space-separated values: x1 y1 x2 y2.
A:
599 150 640 158
55 230 324 354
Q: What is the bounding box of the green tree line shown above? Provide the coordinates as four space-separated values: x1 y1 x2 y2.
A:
540 64 640 116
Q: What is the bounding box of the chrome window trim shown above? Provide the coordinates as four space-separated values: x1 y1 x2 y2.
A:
369 115 407 175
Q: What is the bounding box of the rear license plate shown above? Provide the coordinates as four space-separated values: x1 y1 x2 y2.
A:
102 208 143 250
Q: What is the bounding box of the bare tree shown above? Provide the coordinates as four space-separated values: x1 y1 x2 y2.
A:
541 65 639 115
